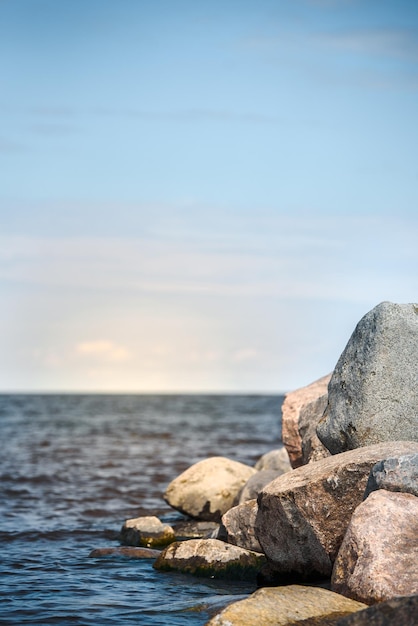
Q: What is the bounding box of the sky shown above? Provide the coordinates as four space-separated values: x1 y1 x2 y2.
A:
1 0 418 393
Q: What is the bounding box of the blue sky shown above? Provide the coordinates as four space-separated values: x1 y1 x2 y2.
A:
1 0 417 392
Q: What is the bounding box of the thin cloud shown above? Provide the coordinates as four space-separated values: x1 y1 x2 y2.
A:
76 340 130 363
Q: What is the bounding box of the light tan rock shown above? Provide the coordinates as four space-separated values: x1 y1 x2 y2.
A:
255 441 418 579
120 515 175 548
164 456 257 521
281 374 331 468
219 499 262 553
332 490 418 604
153 538 266 581
205 584 367 625
254 447 292 473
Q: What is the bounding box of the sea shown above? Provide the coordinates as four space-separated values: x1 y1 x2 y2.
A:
0 393 284 625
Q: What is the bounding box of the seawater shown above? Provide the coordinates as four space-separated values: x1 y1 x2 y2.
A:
0 393 284 625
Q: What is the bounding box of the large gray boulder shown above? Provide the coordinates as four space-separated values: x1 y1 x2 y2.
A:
364 453 418 499
281 374 331 468
164 456 256 521
153 538 266 581
255 441 418 579
332 490 418 604
205 584 367 626
317 302 418 454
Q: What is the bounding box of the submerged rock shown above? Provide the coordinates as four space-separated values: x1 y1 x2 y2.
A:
88 546 161 559
153 538 266 581
164 456 256 522
205 584 367 625
255 441 418 579
120 515 175 548
281 374 331 468
332 490 418 604
317 302 418 454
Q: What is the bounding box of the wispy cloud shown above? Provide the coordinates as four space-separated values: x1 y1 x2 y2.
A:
75 340 130 363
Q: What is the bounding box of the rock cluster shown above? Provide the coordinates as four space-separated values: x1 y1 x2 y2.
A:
90 301 418 625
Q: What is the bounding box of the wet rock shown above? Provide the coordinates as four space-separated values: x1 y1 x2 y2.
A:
299 394 331 465
153 538 266 581
205 584 367 625
255 441 418 579
120 515 175 548
334 594 418 625
332 490 418 604
172 519 219 540
219 499 262 553
317 302 418 454
254 447 292 473
239 470 283 504
164 456 257 522
364 453 418 499
282 374 331 468
88 546 161 559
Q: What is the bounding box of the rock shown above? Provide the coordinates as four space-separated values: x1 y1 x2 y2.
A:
333 594 418 625
317 302 418 454
255 441 418 579
364 453 418 499
88 546 161 559
239 470 283 504
153 538 266 581
164 456 257 522
332 490 418 604
204 584 367 625
254 447 292 473
299 394 332 465
219 499 263 553
282 374 331 468
120 515 175 548
172 519 220 540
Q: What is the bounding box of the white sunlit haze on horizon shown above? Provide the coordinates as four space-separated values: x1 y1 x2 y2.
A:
1 0 417 393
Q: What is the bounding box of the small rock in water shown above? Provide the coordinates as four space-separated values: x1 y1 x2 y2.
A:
153 538 266 581
120 515 175 548
88 546 161 558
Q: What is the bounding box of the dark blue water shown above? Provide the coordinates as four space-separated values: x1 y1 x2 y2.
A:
0 394 283 625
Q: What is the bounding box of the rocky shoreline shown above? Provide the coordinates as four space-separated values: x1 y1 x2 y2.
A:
90 301 418 625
